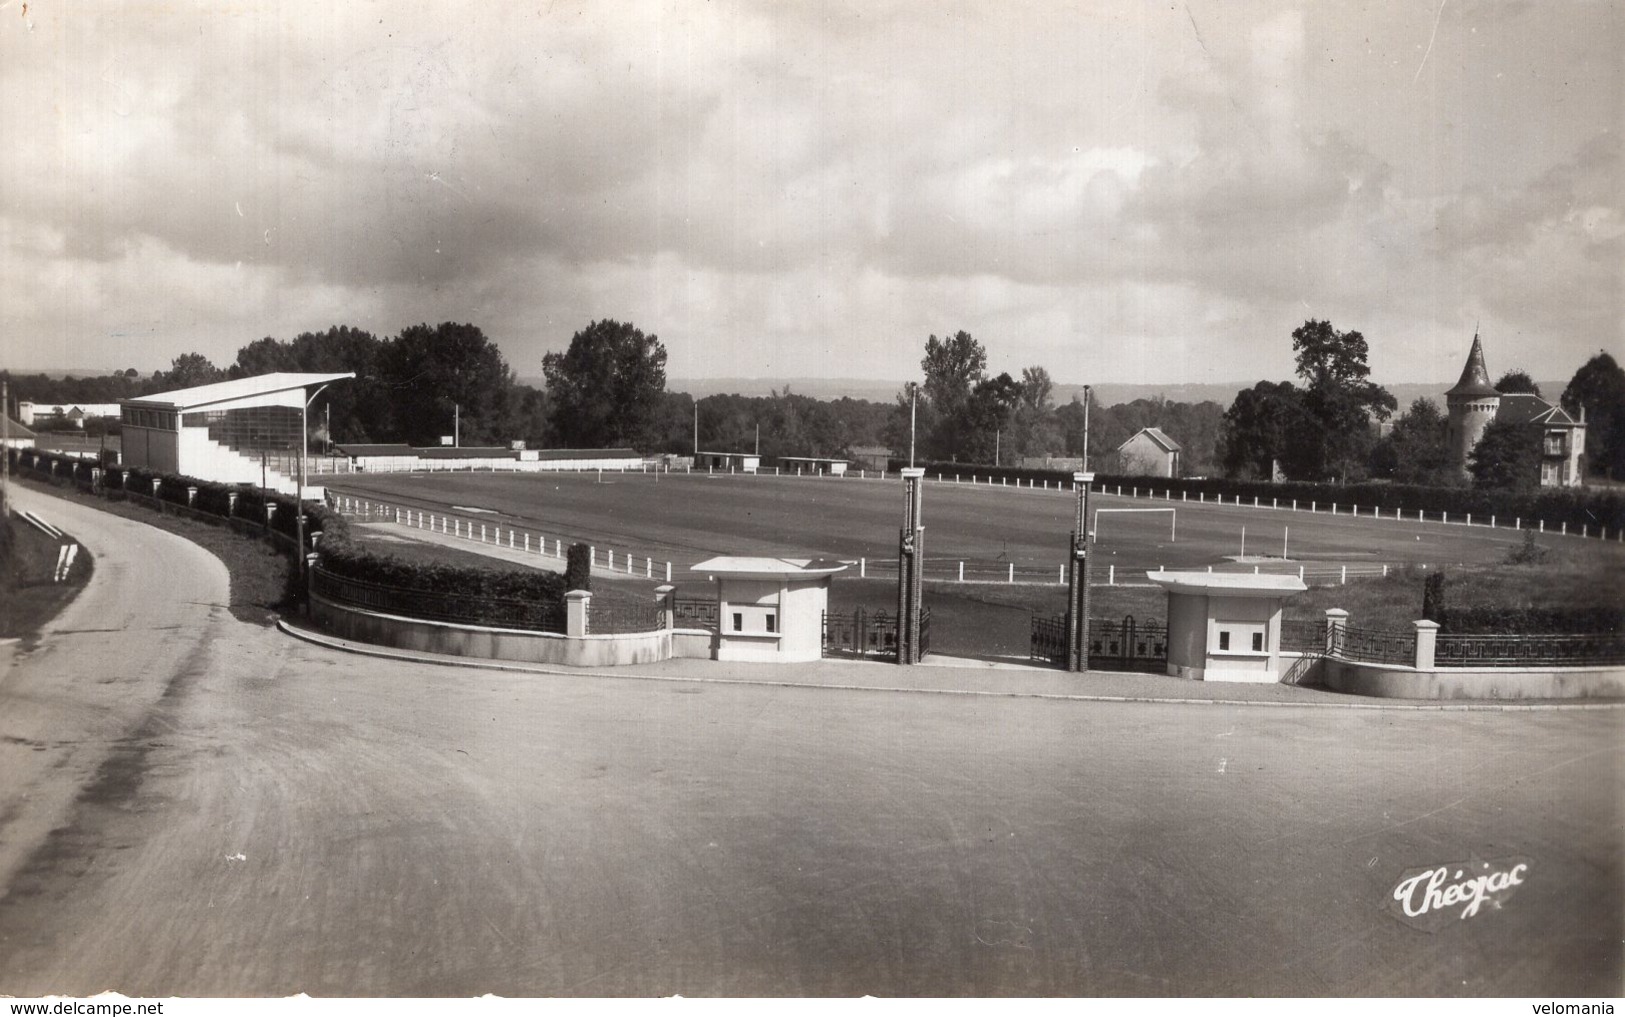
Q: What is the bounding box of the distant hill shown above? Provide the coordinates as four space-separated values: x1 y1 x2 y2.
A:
659 377 1567 410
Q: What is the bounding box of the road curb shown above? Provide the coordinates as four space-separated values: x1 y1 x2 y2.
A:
275 619 1625 712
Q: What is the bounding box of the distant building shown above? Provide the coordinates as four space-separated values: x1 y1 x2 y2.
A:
17 402 122 427
847 446 893 473
1445 334 1586 486
1116 428 1183 478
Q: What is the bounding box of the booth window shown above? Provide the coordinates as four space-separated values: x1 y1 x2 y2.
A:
732 612 743 632
1218 631 1230 651
765 614 776 634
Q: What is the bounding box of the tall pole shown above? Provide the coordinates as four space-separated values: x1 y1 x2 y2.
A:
1 380 9 518
755 423 760 457
909 384 917 469
1066 471 1095 672
297 384 331 582
995 428 1000 467
454 403 460 448
896 467 926 664
1082 385 1091 474
693 402 699 456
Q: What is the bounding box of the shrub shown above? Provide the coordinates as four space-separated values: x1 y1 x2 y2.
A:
1504 529 1550 566
1421 572 1447 622
565 542 592 591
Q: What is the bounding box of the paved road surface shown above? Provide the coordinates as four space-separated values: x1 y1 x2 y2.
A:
0 486 1619 996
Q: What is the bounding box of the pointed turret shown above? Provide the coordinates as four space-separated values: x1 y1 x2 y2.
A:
1446 332 1499 399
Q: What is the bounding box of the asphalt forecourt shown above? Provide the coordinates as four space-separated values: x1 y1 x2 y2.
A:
1 483 1617 996
326 469 1604 587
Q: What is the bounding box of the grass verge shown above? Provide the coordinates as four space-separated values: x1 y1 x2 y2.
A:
10 476 293 626
1 509 94 643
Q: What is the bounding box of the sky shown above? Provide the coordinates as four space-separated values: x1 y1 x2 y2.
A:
1 0 1619 389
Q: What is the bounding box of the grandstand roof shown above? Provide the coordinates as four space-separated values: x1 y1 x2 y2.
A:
123 372 354 411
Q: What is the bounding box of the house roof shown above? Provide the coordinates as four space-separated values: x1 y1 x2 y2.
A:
1118 427 1182 453
1445 334 1500 399
690 556 849 580
1146 571 1308 596
123 372 355 411
2 418 35 439
1494 392 1556 427
1529 404 1583 428
413 446 517 459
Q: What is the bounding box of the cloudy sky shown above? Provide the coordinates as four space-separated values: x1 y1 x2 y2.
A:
2 0 1619 388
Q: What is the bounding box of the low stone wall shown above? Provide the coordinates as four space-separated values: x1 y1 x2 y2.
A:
1320 658 1625 700
311 591 713 668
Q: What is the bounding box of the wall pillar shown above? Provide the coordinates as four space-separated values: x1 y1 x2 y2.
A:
655 584 676 630
896 467 925 664
186 486 198 509
1413 619 1439 670
1066 471 1095 672
566 590 592 638
1324 608 1349 656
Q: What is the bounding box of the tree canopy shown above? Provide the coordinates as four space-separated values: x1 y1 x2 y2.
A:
1369 398 1458 486
1561 351 1625 480
1494 370 1541 396
1290 319 1396 481
1468 417 1543 490
542 319 668 448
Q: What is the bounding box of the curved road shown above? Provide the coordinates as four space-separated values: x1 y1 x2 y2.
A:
0 484 1619 996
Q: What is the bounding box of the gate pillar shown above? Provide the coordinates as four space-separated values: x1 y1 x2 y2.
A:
896 467 926 664
1065 472 1095 672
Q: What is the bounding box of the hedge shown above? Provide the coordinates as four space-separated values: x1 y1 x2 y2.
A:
889 458 1625 534
5 447 565 614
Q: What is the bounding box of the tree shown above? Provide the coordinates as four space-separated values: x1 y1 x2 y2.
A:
961 372 1024 464
1369 398 1457 486
378 322 518 446
1560 351 1625 479
918 331 987 459
1290 319 1396 481
542 319 668 449
153 353 225 391
1219 381 1314 480
1494 370 1541 396
1019 366 1053 413
1469 418 1542 489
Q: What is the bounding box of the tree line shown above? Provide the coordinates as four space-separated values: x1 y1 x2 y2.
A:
1218 319 1624 488
7 315 1617 486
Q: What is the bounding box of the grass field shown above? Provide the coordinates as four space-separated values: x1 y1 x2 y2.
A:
327 470 1623 660
328 469 1614 577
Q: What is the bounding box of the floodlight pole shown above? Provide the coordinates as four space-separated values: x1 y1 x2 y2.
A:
1066 471 1095 672
896 467 926 664
297 383 332 580
1081 385 1091 475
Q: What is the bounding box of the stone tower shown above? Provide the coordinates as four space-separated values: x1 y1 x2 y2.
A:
1445 333 1501 478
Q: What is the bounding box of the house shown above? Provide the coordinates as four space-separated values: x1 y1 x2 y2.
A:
1116 428 1182 478
1445 334 1586 486
847 446 893 473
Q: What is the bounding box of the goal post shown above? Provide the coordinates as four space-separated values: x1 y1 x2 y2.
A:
1093 507 1176 543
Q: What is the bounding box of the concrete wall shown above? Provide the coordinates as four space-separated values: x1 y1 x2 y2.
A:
122 425 180 474
1321 658 1625 700
311 592 711 667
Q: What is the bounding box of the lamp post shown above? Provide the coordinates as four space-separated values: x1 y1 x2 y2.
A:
297 384 333 578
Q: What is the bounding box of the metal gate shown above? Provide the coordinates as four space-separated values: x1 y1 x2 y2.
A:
823 607 931 660
1031 614 1168 672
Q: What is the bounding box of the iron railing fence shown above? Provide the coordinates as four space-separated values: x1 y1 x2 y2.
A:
1029 615 1067 664
1330 624 1415 665
1434 632 1625 667
586 602 664 635
672 597 720 631
1280 619 1331 655
311 566 565 633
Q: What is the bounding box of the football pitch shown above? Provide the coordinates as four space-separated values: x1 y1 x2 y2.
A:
325 469 1603 581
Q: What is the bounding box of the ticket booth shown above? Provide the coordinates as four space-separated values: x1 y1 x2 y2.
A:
1146 572 1306 682
690 557 847 663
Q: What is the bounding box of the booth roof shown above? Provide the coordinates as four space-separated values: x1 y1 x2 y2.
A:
1146 571 1307 596
690 556 849 579
123 372 355 411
